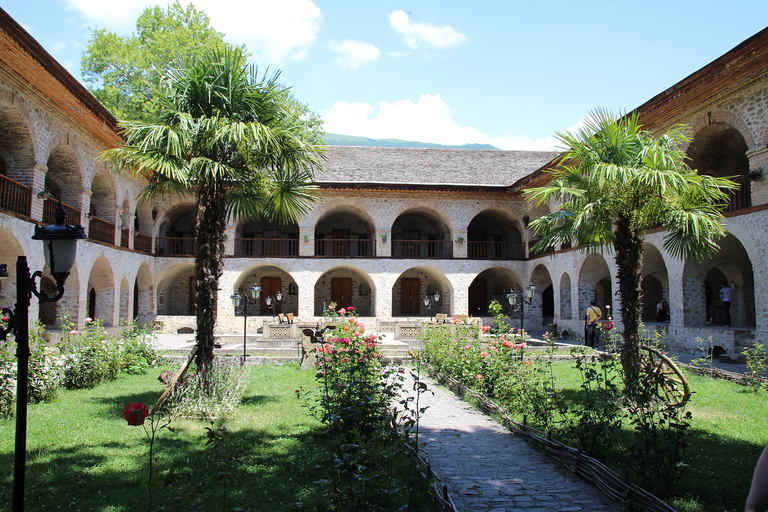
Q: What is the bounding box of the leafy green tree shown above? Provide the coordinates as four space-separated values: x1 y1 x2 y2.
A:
81 2 230 123
524 108 737 394
81 1 324 139
102 46 325 369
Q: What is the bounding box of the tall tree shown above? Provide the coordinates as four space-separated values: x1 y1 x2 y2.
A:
102 46 324 369
524 109 737 394
81 1 324 137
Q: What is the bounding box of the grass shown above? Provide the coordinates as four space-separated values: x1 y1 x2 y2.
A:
0 363 329 511
505 359 768 512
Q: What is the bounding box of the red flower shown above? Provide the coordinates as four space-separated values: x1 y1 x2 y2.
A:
124 401 149 426
602 321 614 331
347 306 354 311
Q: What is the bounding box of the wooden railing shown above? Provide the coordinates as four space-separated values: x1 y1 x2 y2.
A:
134 233 152 254
0 174 31 217
235 238 299 257
314 238 375 257
120 228 130 248
43 199 81 225
89 216 115 245
155 237 194 256
724 173 751 213
391 239 452 259
467 241 526 260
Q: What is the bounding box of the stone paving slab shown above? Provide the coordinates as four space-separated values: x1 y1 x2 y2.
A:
411 374 616 511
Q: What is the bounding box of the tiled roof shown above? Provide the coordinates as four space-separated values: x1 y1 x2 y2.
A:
316 146 560 187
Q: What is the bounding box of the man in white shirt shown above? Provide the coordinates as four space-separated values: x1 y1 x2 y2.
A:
719 281 736 326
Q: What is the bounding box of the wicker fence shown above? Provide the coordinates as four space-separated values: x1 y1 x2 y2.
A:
424 365 677 512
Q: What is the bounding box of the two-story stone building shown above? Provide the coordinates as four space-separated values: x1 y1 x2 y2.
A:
0 8 765 353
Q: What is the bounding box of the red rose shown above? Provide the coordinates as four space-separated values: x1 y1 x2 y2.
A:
124 401 149 426
603 321 614 331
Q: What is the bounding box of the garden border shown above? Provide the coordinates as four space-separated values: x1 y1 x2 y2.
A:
423 363 677 512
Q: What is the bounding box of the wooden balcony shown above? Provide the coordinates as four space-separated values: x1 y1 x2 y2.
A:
467 241 526 260
391 239 452 259
235 238 299 257
314 238 375 257
155 237 194 256
89 216 115 245
120 228 130 248
134 233 152 254
0 174 31 217
43 199 81 225
724 173 751 213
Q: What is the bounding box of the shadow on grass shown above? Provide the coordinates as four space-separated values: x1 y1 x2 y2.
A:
0 423 329 512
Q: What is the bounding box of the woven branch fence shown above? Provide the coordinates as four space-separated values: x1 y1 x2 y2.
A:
424 365 678 512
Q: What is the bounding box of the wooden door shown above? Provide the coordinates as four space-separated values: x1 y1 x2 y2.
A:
469 278 487 317
400 278 420 316
260 277 282 315
332 278 352 309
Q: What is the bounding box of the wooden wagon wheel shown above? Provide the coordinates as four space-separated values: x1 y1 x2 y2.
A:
639 345 691 406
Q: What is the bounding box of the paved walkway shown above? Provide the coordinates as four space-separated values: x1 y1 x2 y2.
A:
411 374 615 511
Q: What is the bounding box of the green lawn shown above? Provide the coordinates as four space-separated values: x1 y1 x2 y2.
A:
0 363 329 512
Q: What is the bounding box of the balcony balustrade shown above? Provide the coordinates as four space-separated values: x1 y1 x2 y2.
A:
467 240 526 260
155 237 194 256
89 216 115 245
391 239 452 259
724 174 751 213
235 237 299 257
0 174 31 217
120 228 130 248
43 199 81 225
314 238 375 258
134 233 152 254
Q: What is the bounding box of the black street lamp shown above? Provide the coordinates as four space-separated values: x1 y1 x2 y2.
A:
231 284 262 364
506 283 536 331
265 291 282 319
423 290 440 321
0 202 85 512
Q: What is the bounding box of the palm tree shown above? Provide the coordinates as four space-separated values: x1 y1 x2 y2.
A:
102 46 324 369
524 108 737 394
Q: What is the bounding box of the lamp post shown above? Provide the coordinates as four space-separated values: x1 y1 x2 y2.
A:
231 284 262 365
423 290 440 321
264 291 282 320
506 283 536 331
0 202 85 512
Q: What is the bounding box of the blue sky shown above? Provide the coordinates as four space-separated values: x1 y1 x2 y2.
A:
4 0 768 150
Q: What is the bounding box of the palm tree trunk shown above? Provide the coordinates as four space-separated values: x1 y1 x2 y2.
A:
194 179 227 370
613 214 644 396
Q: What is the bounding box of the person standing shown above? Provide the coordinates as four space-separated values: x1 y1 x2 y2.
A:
585 300 602 348
720 281 736 326
656 298 670 322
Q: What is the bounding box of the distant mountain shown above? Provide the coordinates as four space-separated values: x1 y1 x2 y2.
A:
323 133 498 150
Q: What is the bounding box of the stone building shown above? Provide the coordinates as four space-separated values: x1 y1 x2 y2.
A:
0 8 765 353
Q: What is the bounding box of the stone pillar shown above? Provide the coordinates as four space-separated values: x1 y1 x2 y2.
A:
376 230 390 257
453 230 467 258
30 162 47 222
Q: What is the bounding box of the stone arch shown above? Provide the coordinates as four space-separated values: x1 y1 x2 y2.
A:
87 256 115 326
560 272 572 320
0 230 25 309
391 266 450 318
466 207 525 260
391 207 452 258
530 264 554 330
156 262 195 316
234 264 300 317
314 266 376 317
578 253 613 321
234 216 299 257
686 111 756 152
135 262 154 324
45 142 83 211
314 205 376 257
119 276 131 324
0 100 36 187
387 199 454 234
89 165 118 224
468 266 521 320
682 233 755 327
641 243 670 323
156 203 196 255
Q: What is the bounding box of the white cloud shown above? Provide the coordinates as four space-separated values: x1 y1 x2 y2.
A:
66 0 322 64
388 10 468 50
322 93 558 151
329 39 380 69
